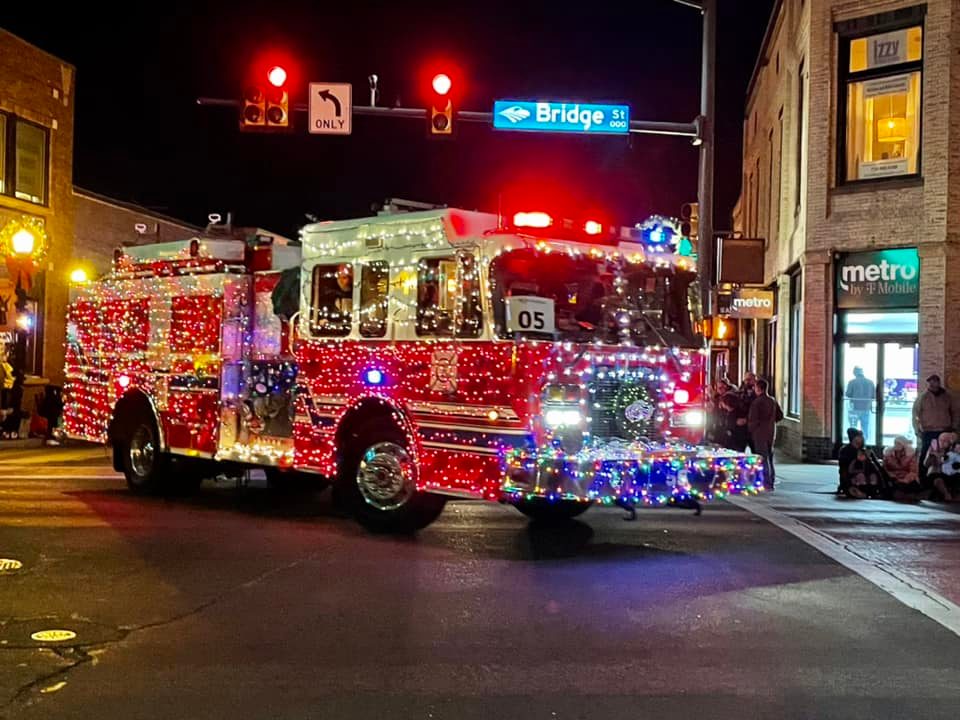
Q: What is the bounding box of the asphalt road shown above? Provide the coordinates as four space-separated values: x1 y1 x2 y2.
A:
1 446 959 719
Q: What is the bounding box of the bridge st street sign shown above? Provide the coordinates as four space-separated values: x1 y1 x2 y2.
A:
493 100 630 135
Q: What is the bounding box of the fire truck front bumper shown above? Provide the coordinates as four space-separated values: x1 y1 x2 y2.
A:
501 440 766 506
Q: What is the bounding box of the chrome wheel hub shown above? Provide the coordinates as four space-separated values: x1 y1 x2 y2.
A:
356 442 416 511
129 425 155 479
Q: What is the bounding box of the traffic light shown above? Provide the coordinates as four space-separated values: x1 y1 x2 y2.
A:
240 85 266 130
240 64 290 132
428 72 454 137
702 316 735 341
265 65 290 129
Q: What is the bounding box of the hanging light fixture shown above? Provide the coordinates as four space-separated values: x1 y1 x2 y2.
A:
877 93 907 143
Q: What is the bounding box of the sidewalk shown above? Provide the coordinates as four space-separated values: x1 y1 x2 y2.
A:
744 458 960 610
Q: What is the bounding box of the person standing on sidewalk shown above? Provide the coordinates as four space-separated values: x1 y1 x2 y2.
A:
748 377 783 490
912 374 955 485
845 366 876 440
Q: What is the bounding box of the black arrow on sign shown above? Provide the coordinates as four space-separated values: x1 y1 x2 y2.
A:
317 89 342 117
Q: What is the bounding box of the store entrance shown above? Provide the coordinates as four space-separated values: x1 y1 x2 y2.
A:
835 312 919 450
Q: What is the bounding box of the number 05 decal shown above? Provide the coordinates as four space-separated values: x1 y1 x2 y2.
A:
505 296 555 334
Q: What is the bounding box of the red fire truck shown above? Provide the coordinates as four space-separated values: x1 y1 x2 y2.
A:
64 207 764 532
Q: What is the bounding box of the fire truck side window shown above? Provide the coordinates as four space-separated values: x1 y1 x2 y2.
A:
416 255 482 338
359 261 388 338
310 264 353 337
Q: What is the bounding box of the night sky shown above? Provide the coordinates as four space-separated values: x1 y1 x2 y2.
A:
2 1 773 238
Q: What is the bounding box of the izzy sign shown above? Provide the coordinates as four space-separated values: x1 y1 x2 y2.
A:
493 100 630 135
836 248 919 309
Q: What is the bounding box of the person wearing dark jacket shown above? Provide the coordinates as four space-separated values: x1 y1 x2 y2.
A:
721 391 749 452
913 374 955 484
837 428 863 495
747 377 783 490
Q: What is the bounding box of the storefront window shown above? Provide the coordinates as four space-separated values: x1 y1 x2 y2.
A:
842 311 918 335
839 20 923 182
788 271 802 417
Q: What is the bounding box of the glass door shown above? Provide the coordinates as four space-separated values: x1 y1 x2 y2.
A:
879 342 919 447
837 340 919 448
839 342 879 446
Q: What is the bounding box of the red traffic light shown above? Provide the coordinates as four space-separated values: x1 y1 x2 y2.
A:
431 73 452 96
267 65 287 88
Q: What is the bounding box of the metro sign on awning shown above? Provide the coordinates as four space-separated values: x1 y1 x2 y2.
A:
493 100 630 135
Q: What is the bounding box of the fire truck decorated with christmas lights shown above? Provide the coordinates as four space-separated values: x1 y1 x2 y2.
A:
64 203 764 532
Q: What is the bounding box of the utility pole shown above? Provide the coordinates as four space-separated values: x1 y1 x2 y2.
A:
697 0 716 325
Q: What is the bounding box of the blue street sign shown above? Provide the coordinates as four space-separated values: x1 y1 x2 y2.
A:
493 100 630 135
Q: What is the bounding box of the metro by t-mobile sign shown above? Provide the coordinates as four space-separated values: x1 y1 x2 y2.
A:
493 100 630 135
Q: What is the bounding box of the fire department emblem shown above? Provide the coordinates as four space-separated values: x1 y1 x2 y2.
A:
429 347 458 393
625 398 655 423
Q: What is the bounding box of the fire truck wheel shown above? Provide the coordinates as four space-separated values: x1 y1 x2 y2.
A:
513 499 592 523
338 429 446 533
122 413 167 494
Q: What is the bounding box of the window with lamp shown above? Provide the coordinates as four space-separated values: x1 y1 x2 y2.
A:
0 112 49 204
838 12 923 183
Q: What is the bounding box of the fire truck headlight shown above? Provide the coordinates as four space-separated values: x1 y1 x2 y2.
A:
676 409 705 427
544 407 584 428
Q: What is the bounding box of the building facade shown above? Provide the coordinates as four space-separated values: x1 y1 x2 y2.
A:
0 28 75 386
1 29 196 389
734 0 959 459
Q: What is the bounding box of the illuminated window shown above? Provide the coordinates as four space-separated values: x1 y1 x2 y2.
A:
416 254 482 337
14 119 47 204
310 263 353 337
0 114 5 195
838 17 923 183
359 261 388 338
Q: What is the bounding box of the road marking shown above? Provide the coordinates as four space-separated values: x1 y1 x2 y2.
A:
31 629 77 642
728 496 960 638
0 474 120 480
0 558 23 572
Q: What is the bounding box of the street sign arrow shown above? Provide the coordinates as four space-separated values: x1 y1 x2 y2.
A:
316 89 342 117
308 83 352 135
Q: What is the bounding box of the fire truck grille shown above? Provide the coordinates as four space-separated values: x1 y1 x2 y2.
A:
589 378 658 441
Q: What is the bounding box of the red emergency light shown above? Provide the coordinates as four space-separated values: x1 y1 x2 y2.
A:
512 211 553 229
583 220 603 236
267 65 287 88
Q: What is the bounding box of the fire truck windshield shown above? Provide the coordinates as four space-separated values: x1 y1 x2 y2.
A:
490 248 701 347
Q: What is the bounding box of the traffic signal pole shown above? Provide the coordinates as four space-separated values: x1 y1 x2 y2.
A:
197 97 700 138
696 0 716 323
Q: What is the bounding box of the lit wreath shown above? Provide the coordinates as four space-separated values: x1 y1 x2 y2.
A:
0 215 49 265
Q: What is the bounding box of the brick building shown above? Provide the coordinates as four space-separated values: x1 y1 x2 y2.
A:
1 29 196 393
733 0 957 459
0 28 75 388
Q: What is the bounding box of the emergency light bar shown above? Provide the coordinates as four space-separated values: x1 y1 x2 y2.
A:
508 210 616 243
512 211 553 228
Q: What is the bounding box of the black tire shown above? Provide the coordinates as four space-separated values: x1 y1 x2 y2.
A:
120 407 168 494
513 498 592 523
336 424 446 533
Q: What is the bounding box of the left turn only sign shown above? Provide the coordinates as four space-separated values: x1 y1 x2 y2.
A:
309 83 352 135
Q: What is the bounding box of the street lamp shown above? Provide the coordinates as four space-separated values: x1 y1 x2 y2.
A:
11 228 36 256
0 216 48 380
